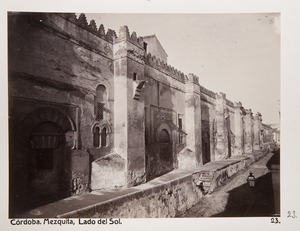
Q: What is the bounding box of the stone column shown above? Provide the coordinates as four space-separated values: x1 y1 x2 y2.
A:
233 102 243 156
244 109 253 154
253 112 262 151
215 92 228 160
180 73 202 168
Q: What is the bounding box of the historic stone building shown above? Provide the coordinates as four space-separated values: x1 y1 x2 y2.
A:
8 13 274 215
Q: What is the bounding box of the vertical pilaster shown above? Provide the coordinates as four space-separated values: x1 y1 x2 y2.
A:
233 102 243 156
244 109 253 154
180 73 202 168
215 92 228 160
113 26 147 187
253 112 262 151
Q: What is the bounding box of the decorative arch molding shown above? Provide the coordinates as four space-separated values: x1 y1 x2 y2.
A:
94 81 113 100
155 121 174 143
92 120 112 148
19 106 76 133
91 120 113 134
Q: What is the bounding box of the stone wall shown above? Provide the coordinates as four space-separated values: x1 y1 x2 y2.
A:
8 13 116 213
8 12 273 215
143 55 187 178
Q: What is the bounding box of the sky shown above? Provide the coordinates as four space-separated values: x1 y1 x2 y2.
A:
84 13 280 125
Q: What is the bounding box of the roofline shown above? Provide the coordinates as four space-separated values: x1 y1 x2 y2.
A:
262 123 273 129
142 34 168 57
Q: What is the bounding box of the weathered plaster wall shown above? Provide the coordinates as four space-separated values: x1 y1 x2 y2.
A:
9 13 275 217
200 91 217 162
126 57 147 186
181 74 202 168
143 60 186 178
9 13 115 151
8 13 116 212
244 110 254 153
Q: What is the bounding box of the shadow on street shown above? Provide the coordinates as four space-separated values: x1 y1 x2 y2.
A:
213 172 275 217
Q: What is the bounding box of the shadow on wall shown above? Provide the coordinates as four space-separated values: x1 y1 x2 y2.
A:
201 102 212 165
8 13 111 216
144 69 179 181
212 172 276 217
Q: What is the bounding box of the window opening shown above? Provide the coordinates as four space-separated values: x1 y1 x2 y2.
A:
101 127 107 147
178 114 183 130
96 103 104 120
95 85 107 121
93 127 100 147
133 73 137 81
143 42 148 52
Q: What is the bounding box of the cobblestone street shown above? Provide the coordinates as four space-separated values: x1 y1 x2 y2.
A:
176 152 277 217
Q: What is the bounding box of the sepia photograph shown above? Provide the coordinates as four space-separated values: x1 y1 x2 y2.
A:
1 0 300 230
8 11 280 218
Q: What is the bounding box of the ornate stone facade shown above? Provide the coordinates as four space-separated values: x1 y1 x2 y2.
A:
8 13 271 215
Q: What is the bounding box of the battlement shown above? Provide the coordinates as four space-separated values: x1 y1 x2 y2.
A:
200 85 216 99
225 99 234 107
60 13 117 42
145 53 186 83
187 73 200 85
117 25 145 48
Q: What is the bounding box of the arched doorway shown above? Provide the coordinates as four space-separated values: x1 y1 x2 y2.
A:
202 131 211 165
28 121 65 208
158 128 173 173
10 107 76 213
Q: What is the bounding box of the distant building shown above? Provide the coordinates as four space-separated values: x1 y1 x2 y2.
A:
8 13 276 215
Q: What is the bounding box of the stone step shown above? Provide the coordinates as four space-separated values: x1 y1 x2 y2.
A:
199 177 213 181
202 182 211 187
201 171 214 177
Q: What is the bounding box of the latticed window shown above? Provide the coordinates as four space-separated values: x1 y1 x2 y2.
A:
95 85 107 121
96 103 104 120
178 114 183 130
179 133 183 144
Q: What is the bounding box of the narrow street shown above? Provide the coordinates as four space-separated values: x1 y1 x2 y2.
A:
176 152 277 217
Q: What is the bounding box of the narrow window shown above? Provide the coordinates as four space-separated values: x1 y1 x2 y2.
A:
179 134 182 144
178 114 183 130
143 42 148 53
95 85 107 121
101 127 107 147
133 73 137 81
93 127 100 147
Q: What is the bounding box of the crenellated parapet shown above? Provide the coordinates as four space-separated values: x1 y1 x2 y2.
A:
145 53 186 83
200 85 216 99
255 112 263 121
234 101 242 109
186 73 200 85
60 13 117 42
117 26 145 48
225 99 234 107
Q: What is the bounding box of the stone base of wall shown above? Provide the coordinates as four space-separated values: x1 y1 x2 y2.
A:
177 147 197 169
18 150 268 218
91 153 126 190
